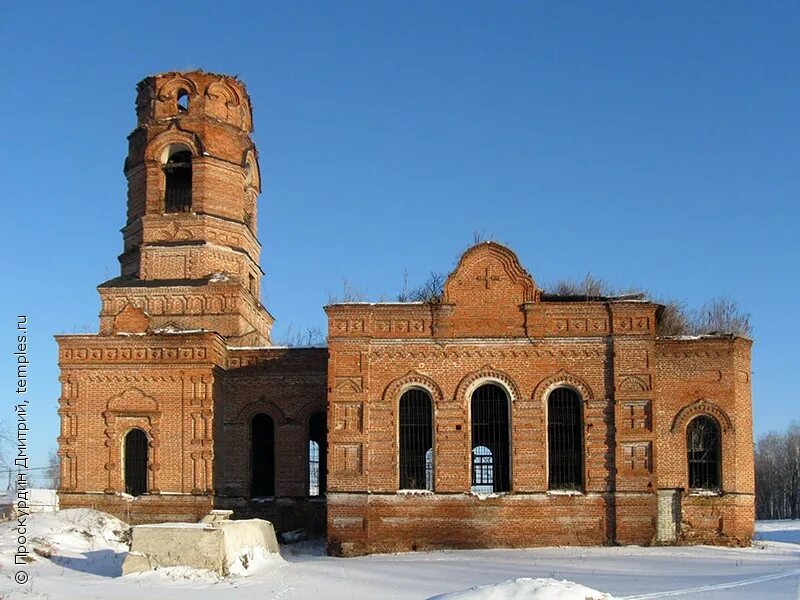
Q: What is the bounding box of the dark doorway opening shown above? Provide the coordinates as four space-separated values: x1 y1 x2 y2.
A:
251 413 275 497
124 428 148 496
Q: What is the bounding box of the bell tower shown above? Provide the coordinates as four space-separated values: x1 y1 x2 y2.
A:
98 71 273 345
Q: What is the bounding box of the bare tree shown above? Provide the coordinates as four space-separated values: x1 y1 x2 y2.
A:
755 422 800 519
408 272 445 303
278 325 327 347
45 449 60 489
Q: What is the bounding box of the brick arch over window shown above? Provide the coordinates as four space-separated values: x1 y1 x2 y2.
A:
670 399 734 434
144 129 203 164
382 370 444 407
158 76 200 102
532 370 594 407
234 398 286 425
454 366 521 405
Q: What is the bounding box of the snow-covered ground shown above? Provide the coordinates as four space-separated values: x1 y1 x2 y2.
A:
0 510 799 599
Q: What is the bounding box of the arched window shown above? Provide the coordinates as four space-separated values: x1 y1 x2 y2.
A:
251 413 274 498
471 384 510 492
308 412 327 496
164 150 192 213
399 389 433 490
124 428 148 497
548 387 583 491
687 416 721 491
177 89 189 112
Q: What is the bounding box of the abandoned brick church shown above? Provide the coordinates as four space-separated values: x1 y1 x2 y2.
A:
55 71 755 555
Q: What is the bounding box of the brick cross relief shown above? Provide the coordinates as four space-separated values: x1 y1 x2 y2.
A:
475 266 505 289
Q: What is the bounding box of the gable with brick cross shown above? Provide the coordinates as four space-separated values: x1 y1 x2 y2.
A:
442 242 539 337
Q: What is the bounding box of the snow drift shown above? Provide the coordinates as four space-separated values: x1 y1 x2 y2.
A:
428 577 615 600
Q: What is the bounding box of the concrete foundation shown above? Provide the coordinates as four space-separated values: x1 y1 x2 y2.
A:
122 518 279 576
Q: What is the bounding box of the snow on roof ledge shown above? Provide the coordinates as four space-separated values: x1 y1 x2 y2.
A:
227 345 327 351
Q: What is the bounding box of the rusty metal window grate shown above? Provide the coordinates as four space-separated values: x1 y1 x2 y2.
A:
124 428 148 496
164 150 192 213
471 384 510 493
687 416 721 490
399 388 433 490
548 387 583 491
251 413 275 498
309 412 326 496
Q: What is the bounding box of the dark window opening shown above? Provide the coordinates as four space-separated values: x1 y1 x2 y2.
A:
164 150 192 213
548 387 584 490
399 389 433 490
471 384 510 492
308 412 326 496
177 90 189 112
251 413 275 498
124 428 148 497
687 416 721 490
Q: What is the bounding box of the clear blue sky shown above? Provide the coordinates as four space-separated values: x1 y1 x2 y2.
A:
1 2 798 477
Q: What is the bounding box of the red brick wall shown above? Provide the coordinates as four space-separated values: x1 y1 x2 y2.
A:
325 242 753 555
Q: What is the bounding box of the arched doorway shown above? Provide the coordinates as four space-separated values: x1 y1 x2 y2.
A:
124 428 148 496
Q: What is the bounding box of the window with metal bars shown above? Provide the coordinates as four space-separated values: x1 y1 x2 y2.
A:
251 413 275 498
687 416 721 491
308 412 326 496
399 388 433 490
124 428 148 496
547 387 583 491
164 150 192 213
309 441 320 496
471 384 510 492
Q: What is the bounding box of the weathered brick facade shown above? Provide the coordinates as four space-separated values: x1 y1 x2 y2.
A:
56 71 754 555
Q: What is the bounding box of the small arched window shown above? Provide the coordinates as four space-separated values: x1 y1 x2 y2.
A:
471 383 510 492
399 389 433 490
177 89 189 112
124 428 148 496
687 416 721 491
308 412 327 496
548 387 584 491
251 413 275 498
164 149 192 213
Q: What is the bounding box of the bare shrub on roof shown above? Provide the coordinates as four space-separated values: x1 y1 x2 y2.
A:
548 276 750 338
656 300 691 337
327 279 368 304
692 296 751 337
398 272 445 303
551 273 615 297
410 272 445 303
279 325 327 347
